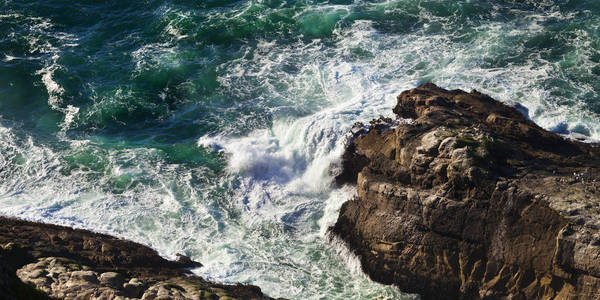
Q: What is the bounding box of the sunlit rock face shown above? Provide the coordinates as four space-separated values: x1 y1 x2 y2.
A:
0 217 271 300
332 83 600 300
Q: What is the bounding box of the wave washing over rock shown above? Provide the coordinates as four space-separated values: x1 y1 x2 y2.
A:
5 1 600 299
0 217 275 300
8 83 600 300
332 83 600 299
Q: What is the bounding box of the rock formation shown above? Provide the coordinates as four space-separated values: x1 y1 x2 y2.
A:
331 83 600 299
0 217 275 300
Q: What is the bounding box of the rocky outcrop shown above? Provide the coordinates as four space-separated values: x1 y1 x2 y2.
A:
0 217 275 300
331 83 600 299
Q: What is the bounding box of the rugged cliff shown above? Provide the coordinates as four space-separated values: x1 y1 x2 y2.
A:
0 217 274 300
332 83 600 299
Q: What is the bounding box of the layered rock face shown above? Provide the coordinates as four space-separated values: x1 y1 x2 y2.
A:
332 83 600 299
0 217 274 300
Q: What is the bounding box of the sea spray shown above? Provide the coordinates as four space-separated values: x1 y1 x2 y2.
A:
2 0 600 299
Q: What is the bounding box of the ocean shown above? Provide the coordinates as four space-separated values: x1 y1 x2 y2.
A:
1 0 599 298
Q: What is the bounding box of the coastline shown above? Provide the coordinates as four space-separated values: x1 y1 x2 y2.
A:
0 216 277 300
331 83 600 299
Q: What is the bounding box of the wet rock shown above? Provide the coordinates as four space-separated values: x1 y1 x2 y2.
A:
332 83 600 299
14 255 272 300
175 253 202 268
0 217 275 300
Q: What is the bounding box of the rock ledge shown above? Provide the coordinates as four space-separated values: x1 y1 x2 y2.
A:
0 217 276 300
332 83 600 299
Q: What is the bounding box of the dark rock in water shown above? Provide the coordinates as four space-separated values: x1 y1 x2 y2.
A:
176 253 202 268
505 101 530 120
331 83 600 299
0 217 276 300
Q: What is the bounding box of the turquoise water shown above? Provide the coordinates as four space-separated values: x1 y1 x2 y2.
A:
2 0 600 298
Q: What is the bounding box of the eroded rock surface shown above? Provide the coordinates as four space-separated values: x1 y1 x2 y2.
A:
0 217 274 300
332 83 600 299
15 256 253 300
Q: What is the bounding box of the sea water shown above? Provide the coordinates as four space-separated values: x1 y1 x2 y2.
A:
1 1 599 299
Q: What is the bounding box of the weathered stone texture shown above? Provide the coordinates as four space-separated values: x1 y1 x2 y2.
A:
0 218 274 300
332 83 600 299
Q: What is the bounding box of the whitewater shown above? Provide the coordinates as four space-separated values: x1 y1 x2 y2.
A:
2 0 600 299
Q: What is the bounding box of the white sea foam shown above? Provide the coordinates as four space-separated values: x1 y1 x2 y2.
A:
193 6 600 297
19 15 81 134
3 2 600 300
3 55 16 62
131 42 178 73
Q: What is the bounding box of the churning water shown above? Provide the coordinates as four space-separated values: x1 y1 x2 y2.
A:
2 0 600 298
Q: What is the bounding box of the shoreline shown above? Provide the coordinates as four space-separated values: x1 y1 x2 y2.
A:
331 83 600 299
0 216 277 300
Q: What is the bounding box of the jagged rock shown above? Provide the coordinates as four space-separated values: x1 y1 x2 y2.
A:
100 271 124 288
175 253 202 268
331 83 600 299
17 257 122 299
0 217 276 300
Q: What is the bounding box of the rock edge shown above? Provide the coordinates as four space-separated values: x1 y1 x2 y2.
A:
331 83 600 299
0 216 278 300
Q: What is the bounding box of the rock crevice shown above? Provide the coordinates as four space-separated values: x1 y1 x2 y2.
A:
332 83 600 299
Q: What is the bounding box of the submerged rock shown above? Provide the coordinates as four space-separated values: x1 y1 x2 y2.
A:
0 217 276 300
331 83 600 299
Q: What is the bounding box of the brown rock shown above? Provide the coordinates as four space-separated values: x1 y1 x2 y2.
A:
100 271 123 288
175 253 202 268
332 83 600 299
0 217 275 300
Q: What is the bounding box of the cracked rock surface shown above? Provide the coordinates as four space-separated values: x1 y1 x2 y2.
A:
0 217 275 300
16 257 237 300
332 83 600 299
